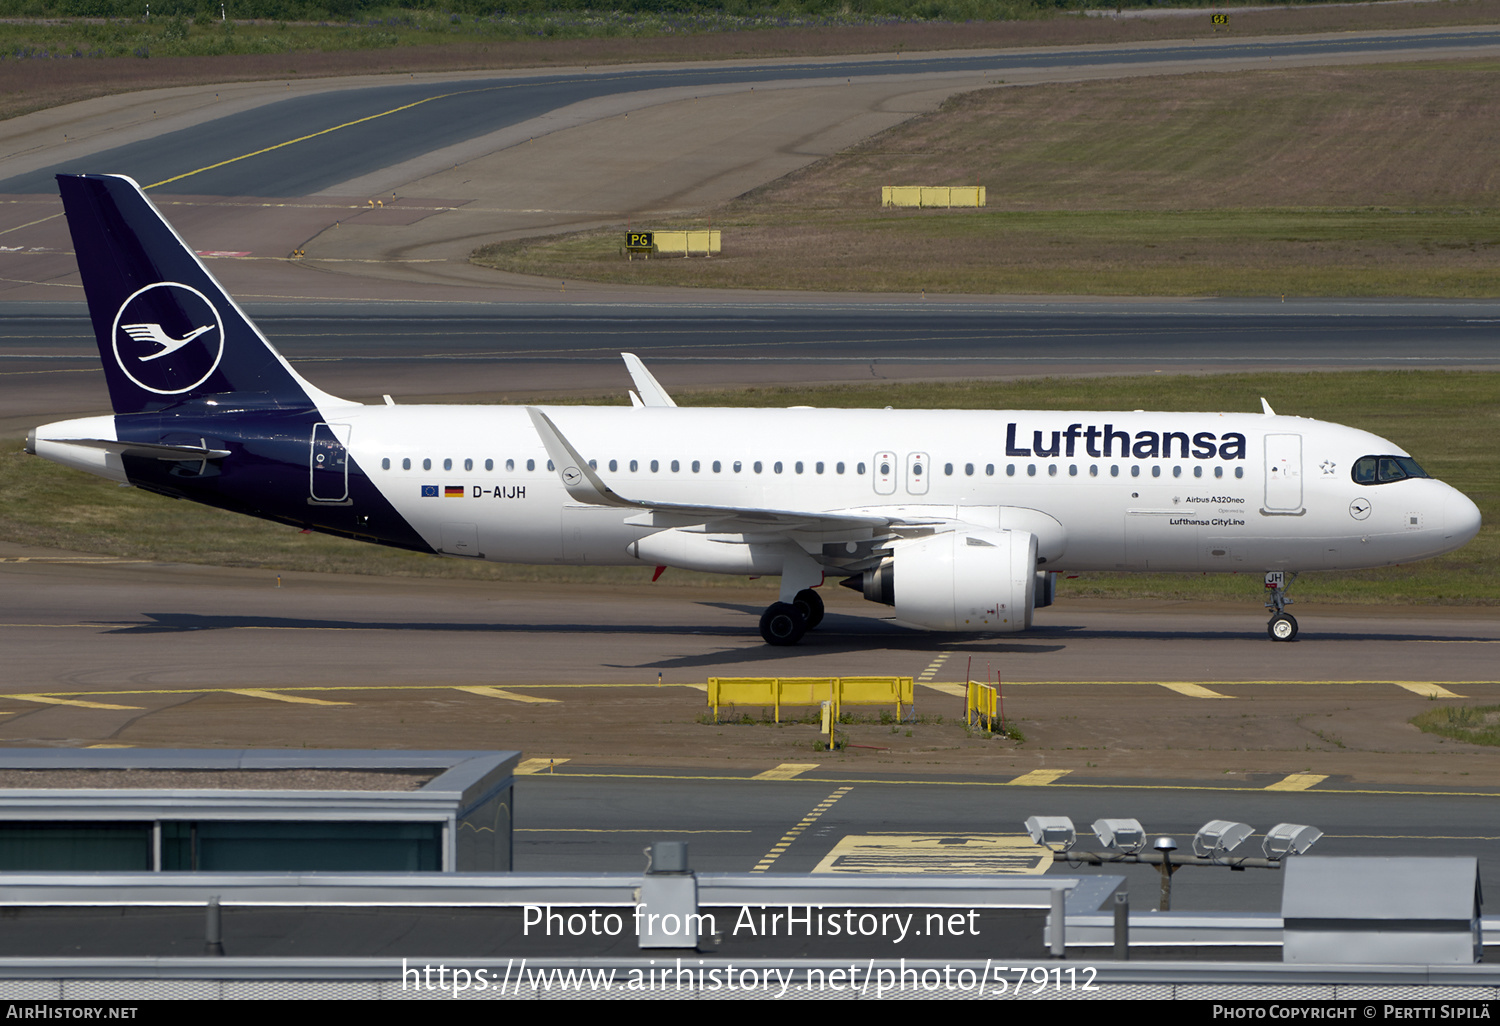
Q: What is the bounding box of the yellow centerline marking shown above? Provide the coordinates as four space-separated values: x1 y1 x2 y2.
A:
517 828 751 834
516 758 571 775
752 786 852 874
222 688 351 706
1007 769 1072 786
1265 773 1329 791
144 85 505 190
453 685 559 705
1394 682 1466 698
7 694 141 710
1158 682 1232 699
752 763 821 781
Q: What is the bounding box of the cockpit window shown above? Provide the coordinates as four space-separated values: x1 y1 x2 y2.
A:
1353 455 1430 485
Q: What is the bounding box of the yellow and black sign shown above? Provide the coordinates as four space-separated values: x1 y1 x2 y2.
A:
625 231 654 250
1211 13 1229 24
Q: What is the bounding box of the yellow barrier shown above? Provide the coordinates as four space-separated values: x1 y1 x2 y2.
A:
651 229 721 256
967 680 999 729
881 186 986 208
707 676 913 724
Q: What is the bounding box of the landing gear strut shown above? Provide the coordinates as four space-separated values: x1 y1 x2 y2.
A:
1264 571 1299 642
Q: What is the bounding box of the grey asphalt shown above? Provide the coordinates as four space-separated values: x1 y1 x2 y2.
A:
4 29 1500 197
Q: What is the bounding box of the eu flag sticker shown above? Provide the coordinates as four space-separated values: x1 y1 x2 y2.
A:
421 485 438 498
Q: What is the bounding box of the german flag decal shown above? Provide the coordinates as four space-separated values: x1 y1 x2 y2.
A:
444 485 464 498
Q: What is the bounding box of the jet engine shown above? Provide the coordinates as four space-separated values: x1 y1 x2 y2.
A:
840 528 1038 632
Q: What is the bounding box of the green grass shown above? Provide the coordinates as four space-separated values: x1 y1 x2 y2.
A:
3 370 1495 604
1411 706 1500 747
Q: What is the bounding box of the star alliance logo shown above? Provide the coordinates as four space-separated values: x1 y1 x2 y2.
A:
111 282 224 395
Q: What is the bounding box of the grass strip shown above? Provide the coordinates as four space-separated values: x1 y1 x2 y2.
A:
1411 706 1500 747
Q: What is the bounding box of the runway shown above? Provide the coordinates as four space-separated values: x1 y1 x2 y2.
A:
3 298 1498 432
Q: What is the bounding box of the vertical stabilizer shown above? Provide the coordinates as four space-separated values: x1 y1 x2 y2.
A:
56 173 343 415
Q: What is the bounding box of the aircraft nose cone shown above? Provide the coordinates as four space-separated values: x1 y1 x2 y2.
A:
1445 487 1482 547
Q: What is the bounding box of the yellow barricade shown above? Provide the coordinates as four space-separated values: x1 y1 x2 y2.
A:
707 676 913 724
882 186 986 208
651 229 721 256
967 680 999 729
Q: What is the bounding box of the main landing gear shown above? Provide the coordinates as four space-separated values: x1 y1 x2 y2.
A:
1264 571 1299 642
759 589 824 646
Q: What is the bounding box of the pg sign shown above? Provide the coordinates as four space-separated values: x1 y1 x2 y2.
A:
625 232 654 251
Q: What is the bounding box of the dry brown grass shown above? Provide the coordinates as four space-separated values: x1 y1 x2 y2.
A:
476 60 1500 296
6 0 1500 123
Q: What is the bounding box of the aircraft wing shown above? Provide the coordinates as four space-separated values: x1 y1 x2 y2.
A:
526 407 901 534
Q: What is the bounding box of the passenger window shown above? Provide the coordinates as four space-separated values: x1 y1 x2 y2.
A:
713 461 721 473
1214 466 1222 479
651 460 659 472
986 464 994 476
485 459 493 471
444 458 452 471
1193 466 1201 478
944 463 954 476
1048 464 1057 476
1172 466 1181 478
588 460 596 469
1089 465 1098 477
630 460 638 472
464 458 473 472
734 461 743 473
402 458 411 470
547 460 554 471
836 462 845 474
423 458 432 471
1130 465 1140 478
816 462 824 474
381 458 390 470
1069 465 1077 477
1006 464 1015 477
1027 465 1037 477
527 459 535 471
670 460 679 472
965 463 974 476
1152 466 1161 478
506 459 514 471
857 462 866 475
774 461 783 474
1110 465 1118 477
754 461 763 474
795 461 803 474
1234 467 1243 479
692 460 700 473
609 459 618 472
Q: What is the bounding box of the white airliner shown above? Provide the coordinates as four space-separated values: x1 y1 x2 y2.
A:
28 175 1483 644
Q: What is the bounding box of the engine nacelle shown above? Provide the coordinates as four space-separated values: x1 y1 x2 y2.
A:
843 529 1038 632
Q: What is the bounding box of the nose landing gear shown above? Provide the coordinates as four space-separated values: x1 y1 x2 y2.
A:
1264 571 1299 642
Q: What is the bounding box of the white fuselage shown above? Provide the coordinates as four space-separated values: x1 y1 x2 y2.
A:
328 404 1479 575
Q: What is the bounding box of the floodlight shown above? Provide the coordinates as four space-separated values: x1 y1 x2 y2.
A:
1193 820 1254 859
1153 836 1177 853
1023 816 1076 852
1092 818 1146 854
1262 823 1322 860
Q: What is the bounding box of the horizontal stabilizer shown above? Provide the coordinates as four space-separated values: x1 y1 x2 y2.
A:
57 438 231 461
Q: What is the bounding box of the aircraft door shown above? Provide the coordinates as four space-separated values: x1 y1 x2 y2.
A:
1263 433 1304 513
906 451 929 495
873 452 897 495
309 423 350 502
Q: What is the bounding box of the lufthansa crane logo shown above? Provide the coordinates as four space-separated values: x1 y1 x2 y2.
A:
111 282 224 395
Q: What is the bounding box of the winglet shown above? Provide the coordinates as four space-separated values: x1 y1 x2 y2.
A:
525 408 638 509
1260 397 1276 416
621 353 677 408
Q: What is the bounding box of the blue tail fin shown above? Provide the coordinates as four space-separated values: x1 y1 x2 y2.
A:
57 173 327 415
